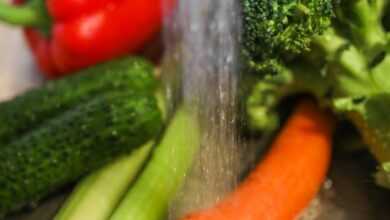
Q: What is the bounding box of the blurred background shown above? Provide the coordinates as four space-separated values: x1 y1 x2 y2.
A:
0 24 41 102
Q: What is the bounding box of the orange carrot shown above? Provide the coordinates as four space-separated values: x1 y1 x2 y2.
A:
182 100 334 220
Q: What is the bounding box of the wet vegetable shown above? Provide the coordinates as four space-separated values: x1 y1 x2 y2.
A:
183 100 334 220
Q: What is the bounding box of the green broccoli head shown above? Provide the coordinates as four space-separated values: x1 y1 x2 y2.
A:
242 0 333 67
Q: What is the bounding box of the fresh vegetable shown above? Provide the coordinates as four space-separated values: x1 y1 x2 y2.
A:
0 91 162 217
0 57 156 145
54 89 167 220
241 0 334 131
0 0 173 77
110 106 200 220
309 0 390 171
241 0 333 75
245 0 390 188
54 141 154 220
182 100 334 220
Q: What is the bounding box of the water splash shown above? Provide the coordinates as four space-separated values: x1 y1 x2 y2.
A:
161 0 244 218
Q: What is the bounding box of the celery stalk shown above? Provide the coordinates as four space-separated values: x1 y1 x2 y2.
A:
110 106 200 220
54 141 154 220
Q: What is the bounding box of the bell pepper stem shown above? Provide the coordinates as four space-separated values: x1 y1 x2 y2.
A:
0 1 45 27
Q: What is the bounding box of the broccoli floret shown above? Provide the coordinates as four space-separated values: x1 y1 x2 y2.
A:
246 0 390 188
242 0 334 130
242 0 333 73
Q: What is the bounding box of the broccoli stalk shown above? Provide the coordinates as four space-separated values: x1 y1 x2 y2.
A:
334 0 388 59
246 0 390 188
313 1 390 187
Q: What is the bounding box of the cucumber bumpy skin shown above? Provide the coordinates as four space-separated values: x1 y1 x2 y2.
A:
0 57 156 145
0 91 163 218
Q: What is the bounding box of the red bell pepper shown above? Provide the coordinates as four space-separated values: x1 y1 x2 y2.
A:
0 0 173 78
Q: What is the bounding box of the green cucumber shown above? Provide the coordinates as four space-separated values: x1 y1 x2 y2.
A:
0 91 163 217
54 141 154 220
0 57 156 145
110 106 200 220
54 89 168 220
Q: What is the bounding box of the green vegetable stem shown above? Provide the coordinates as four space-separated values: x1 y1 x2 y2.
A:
110 106 201 220
54 141 155 220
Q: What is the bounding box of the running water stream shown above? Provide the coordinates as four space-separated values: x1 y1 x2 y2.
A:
159 1 366 219
161 0 245 219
